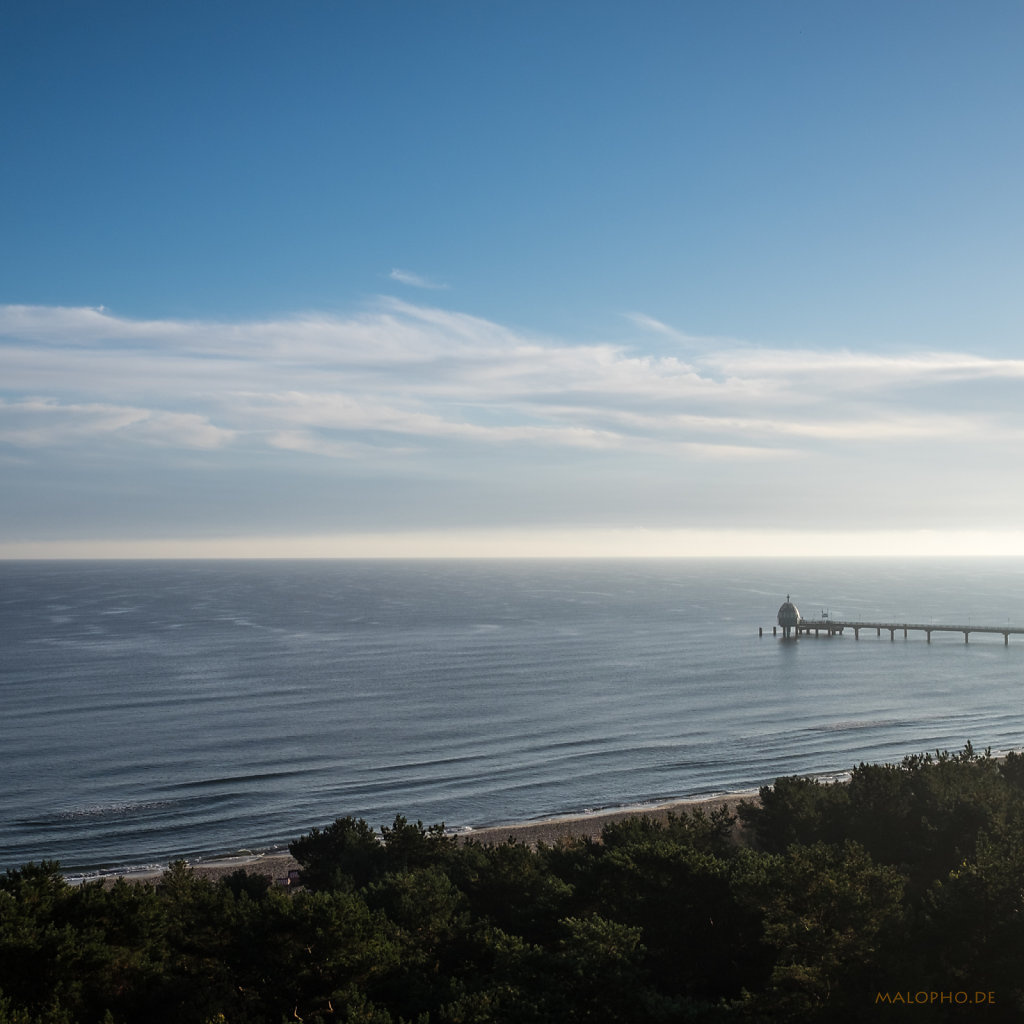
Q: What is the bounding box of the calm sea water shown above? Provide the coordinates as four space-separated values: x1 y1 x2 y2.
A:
3 558 1024 875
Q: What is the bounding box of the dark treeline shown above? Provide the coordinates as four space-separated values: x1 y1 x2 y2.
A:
3 743 1024 1022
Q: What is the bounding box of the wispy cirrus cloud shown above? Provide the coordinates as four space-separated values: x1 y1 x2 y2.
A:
622 311 705 347
2 301 1022 466
0 397 236 449
388 268 449 290
706 349 1024 390
5 299 1024 542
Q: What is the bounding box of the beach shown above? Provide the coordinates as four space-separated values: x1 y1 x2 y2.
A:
458 792 755 848
94 792 757 887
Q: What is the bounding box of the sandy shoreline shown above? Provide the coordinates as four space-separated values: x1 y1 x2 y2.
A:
68 752 1007 888
458 792 758 848
86 791 760 887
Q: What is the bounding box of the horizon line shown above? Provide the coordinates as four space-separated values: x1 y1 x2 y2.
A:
4 527 1024 560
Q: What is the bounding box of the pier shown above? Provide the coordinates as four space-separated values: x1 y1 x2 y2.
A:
793 617 1024 644
762 596 1024 644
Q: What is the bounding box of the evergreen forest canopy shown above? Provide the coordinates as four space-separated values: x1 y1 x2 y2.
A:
3 744 1024 1023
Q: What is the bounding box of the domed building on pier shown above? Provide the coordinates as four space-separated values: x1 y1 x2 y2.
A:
777 595 801 638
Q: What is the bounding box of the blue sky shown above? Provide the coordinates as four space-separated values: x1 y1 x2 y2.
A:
2 1 1024 557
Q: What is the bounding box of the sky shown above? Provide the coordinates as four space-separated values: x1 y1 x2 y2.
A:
2 0 1024 558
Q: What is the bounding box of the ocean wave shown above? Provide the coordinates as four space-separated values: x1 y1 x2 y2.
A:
53 800 178 822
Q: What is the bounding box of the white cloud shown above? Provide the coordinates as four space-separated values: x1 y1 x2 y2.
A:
388 268 449 290
621 312 715 349
624 311 679 335
7 299 1024 546
570 404 1006 444
2 301 1022 467
706 349 1024 392
0 397 235 450
251 390 628 452
268 429 418 459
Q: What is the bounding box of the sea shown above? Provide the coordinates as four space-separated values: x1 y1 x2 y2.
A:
3 557 1024 879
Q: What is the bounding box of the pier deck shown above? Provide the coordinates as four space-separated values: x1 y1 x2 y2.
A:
793 618 1024 644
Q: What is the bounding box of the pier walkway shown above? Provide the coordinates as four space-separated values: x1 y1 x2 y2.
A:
792 617 1024 644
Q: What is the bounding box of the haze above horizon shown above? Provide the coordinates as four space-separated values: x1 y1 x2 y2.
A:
3 2 1023 559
